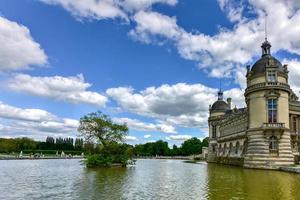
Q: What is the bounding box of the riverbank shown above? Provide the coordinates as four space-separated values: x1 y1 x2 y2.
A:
280 165 300 173
0 154 84 160
135 155 206 160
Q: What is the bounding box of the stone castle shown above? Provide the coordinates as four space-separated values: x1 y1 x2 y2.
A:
207 39 300 169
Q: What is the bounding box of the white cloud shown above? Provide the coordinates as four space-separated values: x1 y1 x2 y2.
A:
0 102 79 140
144 134 151 138
282 58 300 94
0 101 56 122
121 0 177 11
39 0 178 21
113 117 177 134
125 135 138 141
107 83 244 128
40 0 128 21
166 135 192 141
129 11 182 43
8 74 108 107
129 1 300 88
38 0 300 89
0 16 47 72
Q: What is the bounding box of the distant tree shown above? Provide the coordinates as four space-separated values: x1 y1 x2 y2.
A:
75 138 84 151
46 137 55 150
181 137 202 156
154 140 169 156
78 111 128 147
202 137 209 147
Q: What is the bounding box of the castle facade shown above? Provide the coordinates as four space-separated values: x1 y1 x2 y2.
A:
207 40 300 169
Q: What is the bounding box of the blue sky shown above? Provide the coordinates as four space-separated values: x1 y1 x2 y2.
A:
0 0 300 146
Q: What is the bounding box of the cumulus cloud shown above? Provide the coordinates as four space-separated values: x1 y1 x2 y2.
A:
282 58 300 94
39 0 178 21
38 0 300 89
121 0 177 12
107 83 244 128
129 0 300 87
144 134 151 138
166 135 192 141
40 0 128 21
8 74 108 107
0 101 56 122
0 102 79 140
125 135 138 141
0 16 47 72
113 117 177 134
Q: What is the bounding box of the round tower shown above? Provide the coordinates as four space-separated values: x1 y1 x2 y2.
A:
244 39 294 169
207 90 230 162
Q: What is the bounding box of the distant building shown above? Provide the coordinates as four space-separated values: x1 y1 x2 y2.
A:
207 39 300 169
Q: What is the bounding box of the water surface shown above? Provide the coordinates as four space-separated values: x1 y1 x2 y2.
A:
0 159 300 200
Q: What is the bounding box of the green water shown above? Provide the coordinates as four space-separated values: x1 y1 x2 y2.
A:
0 159 299 200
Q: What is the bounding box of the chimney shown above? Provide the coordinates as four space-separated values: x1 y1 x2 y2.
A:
227 97 232 109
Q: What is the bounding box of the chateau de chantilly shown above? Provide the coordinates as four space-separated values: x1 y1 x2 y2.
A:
207 39 300 169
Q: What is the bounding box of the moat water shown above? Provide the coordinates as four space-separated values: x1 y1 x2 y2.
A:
0 159 300 200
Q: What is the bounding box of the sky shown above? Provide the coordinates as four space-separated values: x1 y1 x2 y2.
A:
0 0 300 146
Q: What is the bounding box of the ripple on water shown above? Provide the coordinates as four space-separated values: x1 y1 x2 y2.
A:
0 159 300 200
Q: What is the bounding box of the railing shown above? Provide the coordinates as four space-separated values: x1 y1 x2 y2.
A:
262 123 285 129
245 82 290 94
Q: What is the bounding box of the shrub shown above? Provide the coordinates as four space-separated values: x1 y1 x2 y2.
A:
85 142 133 168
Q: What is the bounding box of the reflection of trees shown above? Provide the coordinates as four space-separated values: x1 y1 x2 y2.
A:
75 167 128 199
206 164 300 200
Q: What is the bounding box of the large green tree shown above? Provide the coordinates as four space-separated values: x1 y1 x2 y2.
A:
78 111 128 147
181 137 203 156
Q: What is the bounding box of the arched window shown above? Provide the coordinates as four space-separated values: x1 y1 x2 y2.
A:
218 144 222 156
229 143 233 155
269 136 278 153
235 142 240 155
224 143 227 155
242 141 247 155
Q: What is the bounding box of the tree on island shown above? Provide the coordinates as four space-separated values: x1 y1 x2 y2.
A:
78 111 131 167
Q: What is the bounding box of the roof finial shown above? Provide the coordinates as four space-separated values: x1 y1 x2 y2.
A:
265 13 268 41
261 13 271 56
218 79 223 100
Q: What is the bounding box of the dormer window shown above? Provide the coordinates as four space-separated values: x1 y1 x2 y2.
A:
267 70 277 82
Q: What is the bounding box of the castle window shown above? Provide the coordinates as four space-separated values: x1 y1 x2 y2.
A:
229 143 233 155
268 99 277 123
212 145 216 153
269 136 278 153
293 117 297 132
267 71 277 82
235 142 240 155
212 125 217 138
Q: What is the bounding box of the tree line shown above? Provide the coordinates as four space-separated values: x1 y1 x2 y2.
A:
133 137 209 157
0 137 84 153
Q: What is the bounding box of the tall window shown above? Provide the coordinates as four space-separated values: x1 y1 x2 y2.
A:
267 71 277 82
269 136 278 153
235 142 240 155
268 99 277 123
293 117 297 132
212 125 217 138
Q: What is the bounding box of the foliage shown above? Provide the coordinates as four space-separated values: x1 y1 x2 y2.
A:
78 111 132 168
181 137 203 156
78 111 128 147
85 142 133 168
0 137 84 153
133 137 209 157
